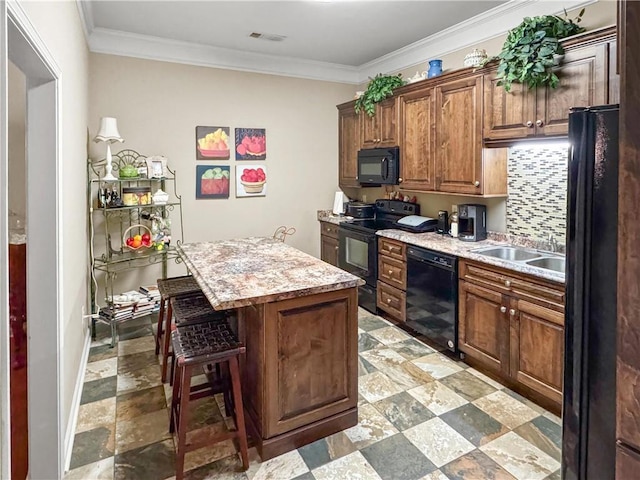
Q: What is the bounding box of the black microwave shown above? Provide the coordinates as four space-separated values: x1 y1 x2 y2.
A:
357 147 400 185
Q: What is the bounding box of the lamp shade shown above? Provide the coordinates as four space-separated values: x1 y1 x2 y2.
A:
94 117 124 143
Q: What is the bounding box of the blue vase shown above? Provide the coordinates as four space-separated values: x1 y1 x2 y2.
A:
427 59 443 78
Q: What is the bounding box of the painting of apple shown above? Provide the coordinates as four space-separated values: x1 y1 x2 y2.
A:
236 165 267 197
235 128 266 160
196 165 230 199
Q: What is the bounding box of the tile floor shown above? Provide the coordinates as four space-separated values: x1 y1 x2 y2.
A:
66 309 562 480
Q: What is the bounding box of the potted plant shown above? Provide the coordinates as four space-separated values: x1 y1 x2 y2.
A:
355 73 406 117
496 9 585 92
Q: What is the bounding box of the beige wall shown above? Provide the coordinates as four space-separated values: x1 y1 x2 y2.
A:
89 53 354 282
8 61 26 218
19 0 90 461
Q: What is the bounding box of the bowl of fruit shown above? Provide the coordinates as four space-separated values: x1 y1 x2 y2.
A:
197 128 230 158
123 224 154 253
240 167 266 194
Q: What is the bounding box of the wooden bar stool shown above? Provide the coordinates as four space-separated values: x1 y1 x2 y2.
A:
155 275 201 356
170 321 249 479
161 293 227 383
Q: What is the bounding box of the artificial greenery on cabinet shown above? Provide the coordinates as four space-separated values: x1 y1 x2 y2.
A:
496 9 585 92
355 74 406 117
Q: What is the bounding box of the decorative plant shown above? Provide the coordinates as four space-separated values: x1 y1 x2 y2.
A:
355 73 406 117
496 9 585 92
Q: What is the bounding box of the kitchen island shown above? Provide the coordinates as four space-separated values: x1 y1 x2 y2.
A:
177 237 364 460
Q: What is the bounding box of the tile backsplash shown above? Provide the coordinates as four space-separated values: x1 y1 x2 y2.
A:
507 144 568 245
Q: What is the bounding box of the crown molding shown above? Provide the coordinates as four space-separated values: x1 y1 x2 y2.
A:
77 0 598 85
357 0 597 82
88 27 361 84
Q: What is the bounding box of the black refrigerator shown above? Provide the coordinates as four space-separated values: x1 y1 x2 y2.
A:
562 105 618 480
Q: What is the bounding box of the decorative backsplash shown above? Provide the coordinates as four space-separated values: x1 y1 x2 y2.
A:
507 144 568 245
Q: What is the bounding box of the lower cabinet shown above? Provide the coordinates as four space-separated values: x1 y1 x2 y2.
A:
320 221 339 267
376 238 407 321
459 260 565 409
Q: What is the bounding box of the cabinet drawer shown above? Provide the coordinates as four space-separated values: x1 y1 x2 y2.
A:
377 281 406 321
460 260 565 311
378 237 405 260
320 221 339 239
378 255 406 290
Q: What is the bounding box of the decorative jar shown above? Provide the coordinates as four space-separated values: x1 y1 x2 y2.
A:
427 59 443 78
463 49 488 68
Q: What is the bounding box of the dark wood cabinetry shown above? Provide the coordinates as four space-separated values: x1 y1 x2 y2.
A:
483 27 616 141
320 221 339 267
376 237 407 321
459 260 565 410
361 98 398 148
399 87 435 190
338 103 360 188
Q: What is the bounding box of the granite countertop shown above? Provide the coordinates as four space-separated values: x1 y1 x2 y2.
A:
317 210 347 226
178 237 365 310
377 230 565 285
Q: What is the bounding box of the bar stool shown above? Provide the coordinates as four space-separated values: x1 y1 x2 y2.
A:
155 275 201 356
162 293 227 383
170 321 249 479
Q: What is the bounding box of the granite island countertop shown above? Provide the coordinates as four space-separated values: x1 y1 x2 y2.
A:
178 237 365 310
377 230 565 284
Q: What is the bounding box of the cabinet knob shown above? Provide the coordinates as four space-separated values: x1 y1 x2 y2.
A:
398 178 403 183
536 119 544 127
387 298 392 304
388 269 393 275
334 246 339 250
500 306 507 313
505 280 511 288
509 308 516 316
526 120 534 128
474 181 480 187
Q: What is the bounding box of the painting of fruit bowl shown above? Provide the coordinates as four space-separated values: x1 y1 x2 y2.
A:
236 165 267 197
196 126 230 159
196 165 230 199
235 128 266 160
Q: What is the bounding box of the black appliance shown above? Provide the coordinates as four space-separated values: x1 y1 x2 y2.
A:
357 147 400 185
405 246 458 352
338 199 419 312
437 210 449 234
458 204 487 241
396 215 438 233
562 105 618 480
345 201 375 219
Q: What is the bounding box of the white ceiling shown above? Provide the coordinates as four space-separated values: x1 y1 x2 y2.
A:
79 0 595 84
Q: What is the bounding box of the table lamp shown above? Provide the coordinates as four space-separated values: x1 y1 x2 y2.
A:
94 117 124 181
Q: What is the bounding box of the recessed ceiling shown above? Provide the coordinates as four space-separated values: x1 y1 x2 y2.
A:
81 0 595 83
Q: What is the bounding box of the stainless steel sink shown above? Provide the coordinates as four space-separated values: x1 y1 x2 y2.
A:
525 257 566 274
472 247 542 261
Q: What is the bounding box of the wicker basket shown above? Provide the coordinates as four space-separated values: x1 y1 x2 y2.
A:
123 224 152 252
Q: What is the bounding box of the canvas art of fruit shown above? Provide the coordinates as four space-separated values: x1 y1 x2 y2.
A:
235 128 266 160
196 126 230 159
237 165 267 196
197 166 231 198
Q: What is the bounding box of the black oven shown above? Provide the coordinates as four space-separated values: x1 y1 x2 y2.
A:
338 225 377 312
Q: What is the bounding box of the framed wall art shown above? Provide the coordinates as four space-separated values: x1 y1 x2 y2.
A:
235 128 266 160
196 165 230 199
236 165 267 198
196 126 230 160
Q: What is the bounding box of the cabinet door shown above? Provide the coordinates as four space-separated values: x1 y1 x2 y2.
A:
321 235 339 267
536 43 607 137
458 280 509 376
399 88 435 190
435 76 483 194
510 299 564 405
483 70 537 141
377 98 398 147
338 104 360 188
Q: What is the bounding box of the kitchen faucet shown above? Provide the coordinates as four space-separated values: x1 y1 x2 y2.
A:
548 234 558 253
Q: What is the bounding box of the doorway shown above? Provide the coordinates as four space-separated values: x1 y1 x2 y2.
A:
1 3 63 479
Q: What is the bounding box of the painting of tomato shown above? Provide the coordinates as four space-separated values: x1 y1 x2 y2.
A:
196 165 230 199
235 128 266 160
236 164 267 198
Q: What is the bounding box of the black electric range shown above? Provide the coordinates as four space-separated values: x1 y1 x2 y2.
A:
338 200 420 312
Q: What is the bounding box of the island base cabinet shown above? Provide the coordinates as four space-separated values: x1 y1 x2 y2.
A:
239 287 359 460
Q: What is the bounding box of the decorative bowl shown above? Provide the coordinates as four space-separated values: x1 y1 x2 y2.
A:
197 146 229 158
241 180 266 194
463 49 488 68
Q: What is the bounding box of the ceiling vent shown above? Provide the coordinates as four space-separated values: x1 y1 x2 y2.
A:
249 32 287 42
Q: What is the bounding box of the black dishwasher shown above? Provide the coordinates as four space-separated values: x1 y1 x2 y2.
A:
405 246 458 353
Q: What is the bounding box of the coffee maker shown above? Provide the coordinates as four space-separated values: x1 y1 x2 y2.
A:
458 204 487 241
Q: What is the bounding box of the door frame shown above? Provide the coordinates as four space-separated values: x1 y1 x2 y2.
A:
1 1 63 478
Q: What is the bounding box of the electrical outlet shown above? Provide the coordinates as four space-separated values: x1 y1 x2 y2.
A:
82 305 85 317
362 194 367 203
451 204 458 213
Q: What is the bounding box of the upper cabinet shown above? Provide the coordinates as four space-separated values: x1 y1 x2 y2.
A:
338 102 360 188
399 86 436 191
361 98 399 148
484 27 616 142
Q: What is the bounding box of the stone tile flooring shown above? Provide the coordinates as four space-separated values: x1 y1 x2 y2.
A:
66 309 562 480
